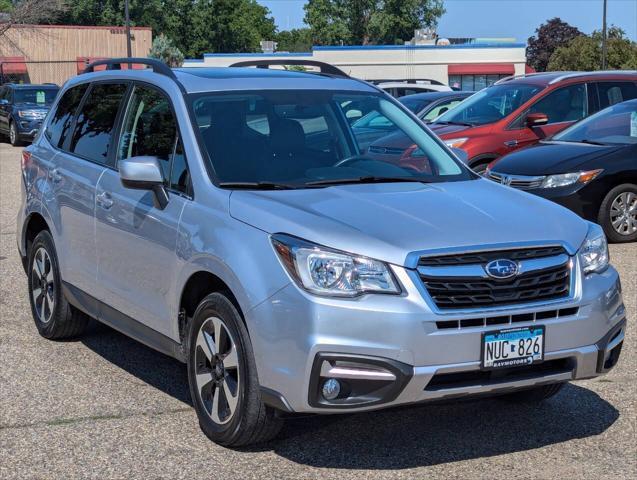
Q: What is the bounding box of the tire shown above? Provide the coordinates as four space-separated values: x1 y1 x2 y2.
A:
27 230 89 339
598 184 637 243
501 382 564 403
9 121 23 147
187 292 283 447
471 161 491 176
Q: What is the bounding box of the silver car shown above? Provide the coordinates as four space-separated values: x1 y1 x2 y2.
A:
17 59 626 447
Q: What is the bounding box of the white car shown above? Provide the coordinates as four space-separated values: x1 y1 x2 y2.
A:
376 81 452 97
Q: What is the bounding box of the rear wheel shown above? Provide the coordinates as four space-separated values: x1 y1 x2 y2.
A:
598 184 637 243
501 383 564 403
187 292 283 446
27 230 89 339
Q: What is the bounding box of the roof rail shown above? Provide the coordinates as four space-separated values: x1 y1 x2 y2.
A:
82 58 177 80
548 70 637 85
493 72 552 85
229 59 349 77
369 78 445 86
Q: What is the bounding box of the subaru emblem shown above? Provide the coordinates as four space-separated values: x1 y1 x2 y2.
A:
485 259 519 279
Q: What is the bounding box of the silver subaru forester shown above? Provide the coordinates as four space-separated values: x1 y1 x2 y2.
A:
17 59 626 446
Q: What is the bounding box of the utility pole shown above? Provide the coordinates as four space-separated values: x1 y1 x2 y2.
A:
601 0 608 70
125 0 132 58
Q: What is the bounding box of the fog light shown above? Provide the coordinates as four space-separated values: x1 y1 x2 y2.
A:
322 378 341 400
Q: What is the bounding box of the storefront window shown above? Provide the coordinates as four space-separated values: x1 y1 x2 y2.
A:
448 74 510 91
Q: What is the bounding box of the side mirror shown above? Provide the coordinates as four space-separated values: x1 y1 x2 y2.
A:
526 112 548 128
119 156 169 209
451 147 468 163
0 99 8 105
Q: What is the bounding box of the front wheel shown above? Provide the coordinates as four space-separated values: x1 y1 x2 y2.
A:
187 292 283 446
9 121 23 146
598 184 637 243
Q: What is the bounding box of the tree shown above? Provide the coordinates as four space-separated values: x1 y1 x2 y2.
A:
548 26 637 71
275 28 312 52
527 18 583 72
148 33 184 67
0 0 66 37
304 0 445 46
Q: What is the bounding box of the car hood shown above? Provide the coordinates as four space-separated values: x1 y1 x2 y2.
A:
428 123 473 137
491 141 624 176
229 179 588 267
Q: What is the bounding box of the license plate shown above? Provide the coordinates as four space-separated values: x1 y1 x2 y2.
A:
481 326 545 369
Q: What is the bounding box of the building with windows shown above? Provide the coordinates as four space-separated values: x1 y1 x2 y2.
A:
183 41 530 90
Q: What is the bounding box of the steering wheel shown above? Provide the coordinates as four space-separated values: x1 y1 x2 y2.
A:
334 155 371 168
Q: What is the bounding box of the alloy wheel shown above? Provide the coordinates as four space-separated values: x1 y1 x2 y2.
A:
610 191 637 236
194 316 240 425
9 123 16 144
30 247 55 323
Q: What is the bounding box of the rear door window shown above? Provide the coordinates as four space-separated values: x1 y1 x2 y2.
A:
528 83 587 124
46 84 88 149
69 83 127 164
596 82 637 109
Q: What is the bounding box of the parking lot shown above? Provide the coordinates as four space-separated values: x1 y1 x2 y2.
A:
0 141 635 479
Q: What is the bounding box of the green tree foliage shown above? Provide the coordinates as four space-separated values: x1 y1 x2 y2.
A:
0 0 13 13
304 0 445 46
548 26 637 71
274 28 313 52
55 0 276 58
148 33 184 67
527 17 583 72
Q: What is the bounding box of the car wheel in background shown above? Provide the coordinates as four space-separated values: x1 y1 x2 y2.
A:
9 121 23 147
471 162 490 176
27 230 89 339
187 292 283 446
598 184 637 243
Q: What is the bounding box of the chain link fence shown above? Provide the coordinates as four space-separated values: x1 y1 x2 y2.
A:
0 60 91 86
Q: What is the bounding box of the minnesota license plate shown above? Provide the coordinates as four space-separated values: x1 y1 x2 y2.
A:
481 326 545 369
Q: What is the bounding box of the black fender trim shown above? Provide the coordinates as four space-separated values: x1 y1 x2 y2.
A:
260 387 294 413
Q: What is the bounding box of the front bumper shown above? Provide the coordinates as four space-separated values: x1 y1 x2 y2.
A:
248 261 625 414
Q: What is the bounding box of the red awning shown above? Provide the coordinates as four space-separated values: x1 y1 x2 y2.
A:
525 64 536 74
448 63 516 75
77 57 148 74
0 56 28 74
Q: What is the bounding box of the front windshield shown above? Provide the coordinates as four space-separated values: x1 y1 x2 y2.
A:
191 90 472 188
434 83 542 126
553 101 637 145
14 88 58 105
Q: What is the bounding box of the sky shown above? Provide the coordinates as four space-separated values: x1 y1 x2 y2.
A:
257 0 637 42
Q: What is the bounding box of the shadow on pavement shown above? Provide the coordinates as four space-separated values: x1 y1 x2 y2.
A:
81 321 618 470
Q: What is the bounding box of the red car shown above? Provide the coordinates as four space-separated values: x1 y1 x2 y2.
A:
428 71 637 173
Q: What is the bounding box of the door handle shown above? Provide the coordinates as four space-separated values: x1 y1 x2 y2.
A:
504 140 518 147
49 168 63 183
96 191 114 210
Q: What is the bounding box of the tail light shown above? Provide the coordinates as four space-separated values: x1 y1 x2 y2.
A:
21 150 32 171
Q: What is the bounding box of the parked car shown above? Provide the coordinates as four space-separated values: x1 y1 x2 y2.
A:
352 92 473 169
487 99 637 243
400 91 473 122
18 59 626 447
376 80 453 97
0 83 59 146
429 71 637 173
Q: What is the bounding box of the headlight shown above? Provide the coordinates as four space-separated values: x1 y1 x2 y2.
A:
541 169 602 189
17 110 36 118
271 234 400 297
444 137 468 149
579 223 609 274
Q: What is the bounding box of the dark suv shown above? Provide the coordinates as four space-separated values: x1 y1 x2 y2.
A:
0 83 59 146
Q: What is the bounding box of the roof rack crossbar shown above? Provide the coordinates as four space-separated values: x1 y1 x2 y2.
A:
229 59 349 77
82 57 178 80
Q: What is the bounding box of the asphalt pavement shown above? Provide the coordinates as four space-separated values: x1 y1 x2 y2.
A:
0 142 635 479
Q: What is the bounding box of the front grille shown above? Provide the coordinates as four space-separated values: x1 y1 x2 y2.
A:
421 263 570 309
424 358 574 391
368 145 406 155
435 307 579 330
419 246 566 266
488 171 545 190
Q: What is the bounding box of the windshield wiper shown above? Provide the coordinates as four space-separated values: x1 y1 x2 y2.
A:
578 139 608 146
305 176 431 187
218 181 297 190
433 120 474 127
